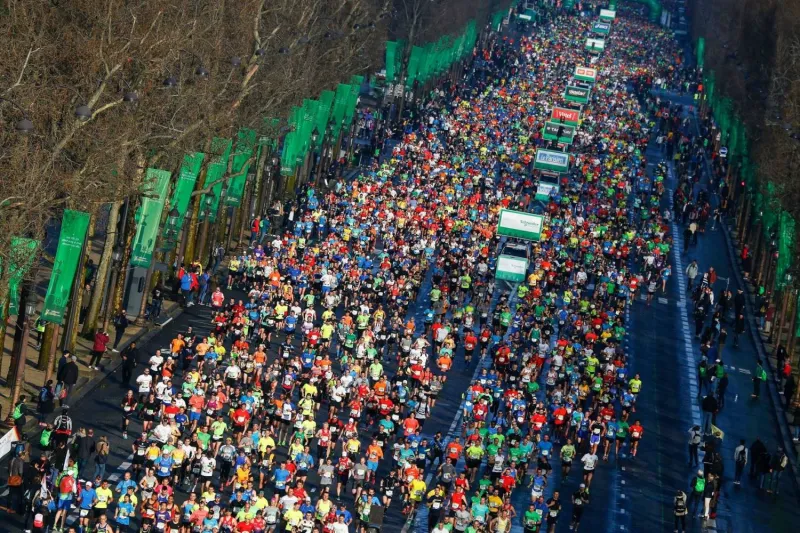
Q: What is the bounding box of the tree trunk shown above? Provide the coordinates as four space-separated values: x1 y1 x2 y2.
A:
37 322 56 370
67 212 96 350
81 200 122 336
112 198 137 318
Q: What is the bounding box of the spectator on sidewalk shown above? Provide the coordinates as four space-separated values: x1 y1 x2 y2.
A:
56 355 79 407
180 270 194 307
120 341 139 387
90 329 110 369
75 427 96 478
37 381 55 423
111 310 128 351
685 260 698 291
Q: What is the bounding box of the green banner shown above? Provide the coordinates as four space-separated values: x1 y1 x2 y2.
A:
385 41 400 82
697 37 706 68
40 210 90 324
200 137 233 222
1 237 39 318
130 168 171 268
164 152 204 240
226 129 258 206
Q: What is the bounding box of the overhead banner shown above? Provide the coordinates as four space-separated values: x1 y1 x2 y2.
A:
497 209 545 241
41 210 90 324
575 66 597 83
586 38 606 53
534 149 570 173
564 85 591 104
226 129 258 207
593 21 611 34
536 182 560 202
542 121 576 144
130 168 171 268
496 255 528 282
2 237 39 318
164 152 205 241
200 137 233 222
599 8 616 21
551 107 580 126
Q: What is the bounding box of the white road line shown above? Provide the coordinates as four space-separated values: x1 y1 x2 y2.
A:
669 182 703 427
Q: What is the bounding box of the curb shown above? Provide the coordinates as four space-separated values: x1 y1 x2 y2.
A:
17 303 184 444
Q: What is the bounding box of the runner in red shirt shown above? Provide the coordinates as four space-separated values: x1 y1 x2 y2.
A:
629 420 644 457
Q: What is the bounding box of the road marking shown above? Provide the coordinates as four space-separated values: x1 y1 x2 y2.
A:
658 297 668 304
669 183 703 428
738 368 751 375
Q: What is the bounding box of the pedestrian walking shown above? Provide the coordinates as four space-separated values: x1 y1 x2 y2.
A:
688 425 702 467
767 447 788 495
111 310 128 351
752 359 766 398
56 355 79 406
733 439 747 485
685 260 698 292
89 328 110 369
688 470 705 517
120 341 138 387
701 393 718 435
674 489 688 532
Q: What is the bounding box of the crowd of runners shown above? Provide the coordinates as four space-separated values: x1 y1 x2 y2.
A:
7 4 708 533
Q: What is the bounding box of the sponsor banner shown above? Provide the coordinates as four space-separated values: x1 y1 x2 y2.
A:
41 210 90 324
533 149 570 173
564 85 591 104
586 38 606 52
542 121 576 144
535 182 560 202
164 152 204 239
497 209 544 241
550 106 580 126
593 21 611 34
575 66 597 83
130 168 171 268
600 8 616 20
496 255 529 282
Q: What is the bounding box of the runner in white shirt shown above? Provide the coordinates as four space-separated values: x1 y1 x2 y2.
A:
581 452 599 487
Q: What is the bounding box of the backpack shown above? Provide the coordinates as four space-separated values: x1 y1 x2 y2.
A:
736 448 746 464
59 475 75 495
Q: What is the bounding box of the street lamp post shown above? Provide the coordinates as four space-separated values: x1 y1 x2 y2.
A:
196 196 214 264
101 247 123 332
6 286 34 424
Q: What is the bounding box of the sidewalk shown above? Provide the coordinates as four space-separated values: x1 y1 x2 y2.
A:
0 222 183 432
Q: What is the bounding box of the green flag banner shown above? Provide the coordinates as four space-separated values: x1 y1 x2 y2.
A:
385 41 400 82
200 137 233 222
696 37 706 68
130 168 171 268
164 152 204 241
41 210 90 324
226 129 258 207
2 237 39 318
